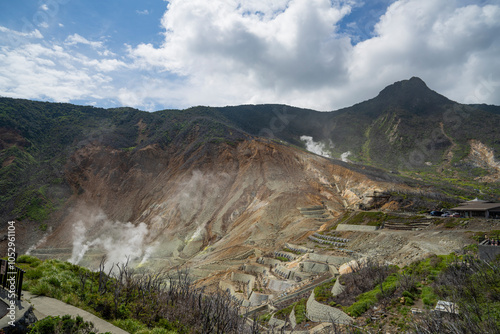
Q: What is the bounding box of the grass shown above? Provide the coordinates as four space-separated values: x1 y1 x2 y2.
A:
341 211 400 226
345 273 399 317
471 230 500 242
420 286 438 307
17 255 184 333
339 254 458 318
273 298 307 324
314 278 336 303
282 248 302 255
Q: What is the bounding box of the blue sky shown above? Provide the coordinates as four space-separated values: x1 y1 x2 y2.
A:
0 0 499 111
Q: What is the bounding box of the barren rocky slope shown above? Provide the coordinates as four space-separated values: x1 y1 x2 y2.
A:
32 137 403 273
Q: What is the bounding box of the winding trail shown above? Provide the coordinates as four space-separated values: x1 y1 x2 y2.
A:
23 291 129 334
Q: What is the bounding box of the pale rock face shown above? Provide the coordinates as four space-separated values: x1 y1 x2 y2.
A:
468 139 500 181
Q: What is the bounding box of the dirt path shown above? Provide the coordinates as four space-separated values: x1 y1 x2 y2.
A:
23 291 129 334
439 122 457 170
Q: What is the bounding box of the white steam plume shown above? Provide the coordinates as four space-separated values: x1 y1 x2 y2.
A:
68 210 153 269
26 227 52 255
341 151 352 162
300 135 333 158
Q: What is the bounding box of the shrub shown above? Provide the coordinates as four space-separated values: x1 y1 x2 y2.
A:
17 255 42 267
259 313 271 323
28 315 99 334
314 279 336 302
25 268 43 280
47 275 62 288
113 318 147 333
294 298 307 324
136 329 176 334
30 281 51 296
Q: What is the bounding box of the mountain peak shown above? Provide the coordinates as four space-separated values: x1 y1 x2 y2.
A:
375 77 451 110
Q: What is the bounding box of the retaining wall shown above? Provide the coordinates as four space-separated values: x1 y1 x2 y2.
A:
306 291 352 324
274 251 297 261
257 257 281 267
267 279 295 292
301 262 330 273
289 306 297 329
268 316 286 329
308 253 352 266
274 266 309 281
285 243 314 254
249 291 271 306
219 281 236 295
312 233 349 243
219 281 251 307
231 272 256 295
478 245 500 262
330 279 345 297
243 264 268 275
329 265 339 276
336 224 379 232
308 235 347 247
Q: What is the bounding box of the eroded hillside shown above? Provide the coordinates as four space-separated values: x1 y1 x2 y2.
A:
33 138 402 274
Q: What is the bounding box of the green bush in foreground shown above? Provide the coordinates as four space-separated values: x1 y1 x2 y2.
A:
28 315 108 334
20 257 245 333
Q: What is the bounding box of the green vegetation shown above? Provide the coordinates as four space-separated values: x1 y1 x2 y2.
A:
28 315 105 334
347 272 402 317
313 278 336 302
0 98 250 223
471 230 500 242
276 256 289 262
401 171 500 204
340 211 399 226
282 248 301 255
274 298 307 324
266 249 500 333
18 255 244 334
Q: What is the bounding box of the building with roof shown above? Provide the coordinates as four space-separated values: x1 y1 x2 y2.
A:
451 199 500 218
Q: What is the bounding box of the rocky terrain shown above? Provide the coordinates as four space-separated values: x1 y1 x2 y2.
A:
0 78 498 276
25 138 400 271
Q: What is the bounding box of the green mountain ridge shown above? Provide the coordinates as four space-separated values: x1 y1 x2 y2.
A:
1 77 499 224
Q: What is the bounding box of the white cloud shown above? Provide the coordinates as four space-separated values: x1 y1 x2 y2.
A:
128 0 354 109
0 25 44 39
1 0 500 111
125 0 500 110
136 9 150 15
0 28 124 104
65 33 104 49
346 1 500 106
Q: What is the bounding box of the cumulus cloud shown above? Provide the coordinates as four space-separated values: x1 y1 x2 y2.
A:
347 1 500 106
126 0 500 109
0 0 499 110
0 28 127 104
129 0 354 108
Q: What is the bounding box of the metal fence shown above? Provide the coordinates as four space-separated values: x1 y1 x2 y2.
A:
0 259 24 300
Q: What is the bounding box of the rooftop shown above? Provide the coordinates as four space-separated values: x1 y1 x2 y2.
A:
451 202 500 211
